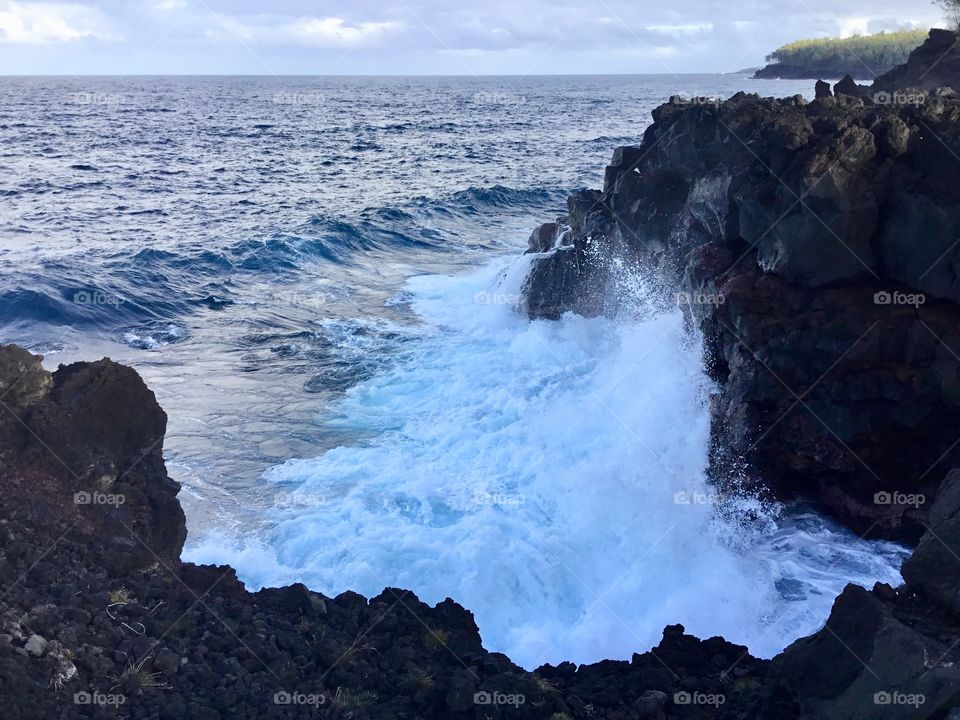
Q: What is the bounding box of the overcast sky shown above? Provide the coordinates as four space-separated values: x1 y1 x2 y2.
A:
0 0 946 75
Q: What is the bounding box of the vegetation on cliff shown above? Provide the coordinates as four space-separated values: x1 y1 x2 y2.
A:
754 29 928 79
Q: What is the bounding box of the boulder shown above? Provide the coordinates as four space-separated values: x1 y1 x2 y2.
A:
834 74 872 101
0 344 186 571
775 584 960 719
527 221 559 253
902 469 960 613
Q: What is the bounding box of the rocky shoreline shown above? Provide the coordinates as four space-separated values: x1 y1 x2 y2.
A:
752 64 875 81
0 344 791 719
523 29 960 543
5 28 960 720
4 343 959 720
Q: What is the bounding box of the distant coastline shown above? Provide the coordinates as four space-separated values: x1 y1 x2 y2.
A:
753 28 928 80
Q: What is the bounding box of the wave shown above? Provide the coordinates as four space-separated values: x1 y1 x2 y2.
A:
0 184 565 336
409 185 568 216
186 256 907 669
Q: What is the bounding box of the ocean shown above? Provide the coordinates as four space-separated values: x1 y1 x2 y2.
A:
0 74 908 668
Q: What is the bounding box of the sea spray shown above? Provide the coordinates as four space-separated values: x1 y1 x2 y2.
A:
186 254 908 668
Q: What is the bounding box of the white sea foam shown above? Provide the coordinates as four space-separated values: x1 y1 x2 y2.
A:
186 255 908 668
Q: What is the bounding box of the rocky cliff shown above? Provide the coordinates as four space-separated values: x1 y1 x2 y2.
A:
874 29 960 93
523 36 960 540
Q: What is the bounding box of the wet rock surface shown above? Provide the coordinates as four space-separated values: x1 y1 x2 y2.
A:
522 40 960 540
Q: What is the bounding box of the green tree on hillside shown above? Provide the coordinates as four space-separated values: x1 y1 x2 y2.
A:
765 30 928 76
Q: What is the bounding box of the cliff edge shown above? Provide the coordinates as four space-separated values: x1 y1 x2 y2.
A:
523 47 960 541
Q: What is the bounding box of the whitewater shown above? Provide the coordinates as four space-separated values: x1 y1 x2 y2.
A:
187 253 908 669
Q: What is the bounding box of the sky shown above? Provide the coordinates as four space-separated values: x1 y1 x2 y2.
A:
0 0 946 75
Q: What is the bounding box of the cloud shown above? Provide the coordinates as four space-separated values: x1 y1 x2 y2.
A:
0 1 117 43
289 17 402 46
205 12 403 48
0 0 948 73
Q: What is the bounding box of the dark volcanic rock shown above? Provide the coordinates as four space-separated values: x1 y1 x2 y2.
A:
0 345 795 719
521 84 960 539
523 190 618 319
773 483 960 718
754 64 877 81
833 74 872 101
527 221 560 253
774 581 960 720
902 469 960 613
874 29 960 93
0 345 185 571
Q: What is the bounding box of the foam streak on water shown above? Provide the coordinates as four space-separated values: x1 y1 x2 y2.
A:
187 256 908 669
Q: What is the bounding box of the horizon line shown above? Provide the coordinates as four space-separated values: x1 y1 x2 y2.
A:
0 71 767 79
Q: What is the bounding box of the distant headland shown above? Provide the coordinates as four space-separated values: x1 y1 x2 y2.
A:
753 29 928 80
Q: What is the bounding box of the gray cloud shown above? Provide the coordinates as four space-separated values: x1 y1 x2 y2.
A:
0 0 946 74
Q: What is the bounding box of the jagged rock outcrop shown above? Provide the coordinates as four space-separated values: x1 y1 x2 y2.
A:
0 345 185 571
522 79 960 539
0 345 797 719
773 468 960 719
5 344 960 718
874 29 960 93
774 581 960 720
902 469 960 613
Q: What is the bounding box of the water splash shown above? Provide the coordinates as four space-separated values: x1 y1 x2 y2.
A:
187 255 907 668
